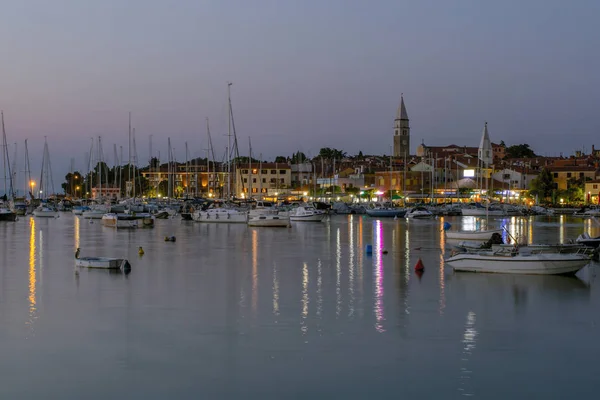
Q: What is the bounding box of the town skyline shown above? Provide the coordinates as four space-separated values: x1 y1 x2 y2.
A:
1 0 599 186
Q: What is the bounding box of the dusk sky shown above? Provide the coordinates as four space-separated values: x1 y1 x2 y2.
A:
1 0 599 193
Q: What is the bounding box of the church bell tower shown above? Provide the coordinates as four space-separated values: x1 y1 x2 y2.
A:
393 95 410 158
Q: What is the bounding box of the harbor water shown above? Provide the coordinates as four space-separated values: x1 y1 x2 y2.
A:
0 214 599 398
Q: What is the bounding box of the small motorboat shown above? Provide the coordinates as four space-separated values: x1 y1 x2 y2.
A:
575 232 600 248
289 206 325 222
446 228 503 241
33 205 59 218
406 206 434 219
101 213 139 229
445 246 590 275
74 248 131 270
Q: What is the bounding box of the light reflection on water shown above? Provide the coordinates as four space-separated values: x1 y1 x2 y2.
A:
373 220 385 333
27 218 37 333
0 214 599 398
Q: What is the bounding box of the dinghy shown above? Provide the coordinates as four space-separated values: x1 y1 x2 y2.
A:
74 248 131 270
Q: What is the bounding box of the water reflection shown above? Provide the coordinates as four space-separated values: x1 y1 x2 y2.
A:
27 218 37 333
336 227 341 317
251 229 258 315
272 263 279 317
348 216 355 318
373 220 385 333
301 262 309 334
438 218 446 315
316 259 323 318
74 215 80 250
459 311 477 397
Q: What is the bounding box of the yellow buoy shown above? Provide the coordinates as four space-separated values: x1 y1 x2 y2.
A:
138 246 145 256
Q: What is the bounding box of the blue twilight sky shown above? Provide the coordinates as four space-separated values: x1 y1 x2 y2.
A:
1 0 599 193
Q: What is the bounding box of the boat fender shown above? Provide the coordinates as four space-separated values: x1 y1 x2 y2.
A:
138 246 145 256
382 249 388 254
228 214 230 219
365 244 373 255
414 258 425 272
216 214 219 219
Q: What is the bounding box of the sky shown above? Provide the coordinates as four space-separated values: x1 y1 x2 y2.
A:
1 0 599 194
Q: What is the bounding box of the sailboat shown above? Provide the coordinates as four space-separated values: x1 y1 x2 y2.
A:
33 137 59 218
0 111 17 221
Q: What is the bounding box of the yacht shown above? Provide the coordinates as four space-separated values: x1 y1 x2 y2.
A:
406 206 434 219
289 206 325 222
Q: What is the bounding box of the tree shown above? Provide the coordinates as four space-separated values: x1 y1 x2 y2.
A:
499 140 506 148
149 157 160 169
291 151 307 164
504 144 536 159
274 156 287 163
61 171 83 196
318 147 346 160
157 180 169 197
528 168 555 201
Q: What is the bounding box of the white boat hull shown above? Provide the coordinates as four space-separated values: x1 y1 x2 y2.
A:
446 229 503 240
102 214 139 229
446 252 590 275
290 214 325 222
248 215 290 227
76 257 131 270
82 211 105 219
33 210 59 218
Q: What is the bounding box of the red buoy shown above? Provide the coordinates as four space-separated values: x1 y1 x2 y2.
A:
414 258 425 272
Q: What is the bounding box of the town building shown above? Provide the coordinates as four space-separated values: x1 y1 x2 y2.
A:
235 163 291 198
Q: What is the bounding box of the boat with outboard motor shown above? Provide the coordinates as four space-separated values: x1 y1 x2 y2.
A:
74 248 131 270
446 243 591 275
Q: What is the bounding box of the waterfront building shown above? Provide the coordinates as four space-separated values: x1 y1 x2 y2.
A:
236 163 291 198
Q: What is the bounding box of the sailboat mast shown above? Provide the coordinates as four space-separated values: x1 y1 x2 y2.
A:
248 137 252 199
25 139 32 199
168 137 172 198
128 112 132 198
132 127 137 199
185 141 189 199
227 82 232 200
1 111 7 197
389 146 392 201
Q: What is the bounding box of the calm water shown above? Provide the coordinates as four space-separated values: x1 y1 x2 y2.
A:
0 214 599 399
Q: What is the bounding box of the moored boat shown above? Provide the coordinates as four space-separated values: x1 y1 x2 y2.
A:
33 205 59 218
289 206 325 222
575 232 600 248
406 206 434 219
101 213 139 228
75 248 131 270
445 247 590 275
446 228 504 241
0 207 17 221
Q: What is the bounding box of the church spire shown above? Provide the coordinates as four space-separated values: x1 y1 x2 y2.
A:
478 121 493 166
393 94 410 157
396 94 408 120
